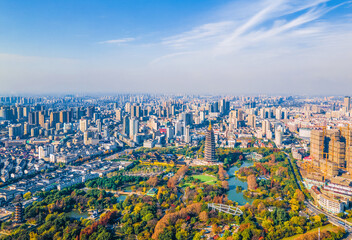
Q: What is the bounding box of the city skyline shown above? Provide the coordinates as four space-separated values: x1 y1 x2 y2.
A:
1 0 352 94
1 93 352 238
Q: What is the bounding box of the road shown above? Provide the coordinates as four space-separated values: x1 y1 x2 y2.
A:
285 153 352 239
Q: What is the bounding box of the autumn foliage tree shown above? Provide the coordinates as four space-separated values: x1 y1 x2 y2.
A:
270 154 276 163
247 174 258 190
199 211 208 222
218 165 228 180
146 176 158 187
167 166 188 189
152 203 201 239
80 211 118 239
294 189 305 202
222 181 229 190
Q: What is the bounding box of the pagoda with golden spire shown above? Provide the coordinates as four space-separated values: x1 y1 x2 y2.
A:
204 121 216 162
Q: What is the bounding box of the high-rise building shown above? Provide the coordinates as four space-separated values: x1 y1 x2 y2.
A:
80 118 88 132
122 115 130 136
204 123 216 162
175 120 184 136
344 96 351 111
56 122 62 131
129 118 139 139
59 110 70 123
9 124 23 139
310 130 325 167
28 111 39 125
93 113 100 122
166 126 175 141
23 106 29 118
84 131 90 145
50 112 60 128
275 108 282 120
23 123 30 135
38 145 54 159
247 114 256 128
262 120 270 136
131 104 140 118
86 106 95 118
219 99 226 114
275 129 283 146
181 112 193 126
31 127 39 137
185 126 191 143
199 111 205 123
310 128 352 177
16 106 23 120
38 111 45 128
96 119 102 132
115 109 122 122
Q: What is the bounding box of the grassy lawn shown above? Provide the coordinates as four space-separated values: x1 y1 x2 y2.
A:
183 174 218 187
282 224 339 240
192 174 218 185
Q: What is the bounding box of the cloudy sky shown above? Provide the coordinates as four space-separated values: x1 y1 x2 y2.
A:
0 0 352 95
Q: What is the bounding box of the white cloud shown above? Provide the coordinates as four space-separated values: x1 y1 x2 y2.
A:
153 0 352 58
2 0 352 95
162 21 234 48
99 37 135 44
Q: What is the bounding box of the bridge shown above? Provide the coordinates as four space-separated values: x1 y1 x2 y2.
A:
208 203 243 216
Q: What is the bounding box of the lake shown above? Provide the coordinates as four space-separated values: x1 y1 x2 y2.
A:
227 161 254 206
116 195 127 202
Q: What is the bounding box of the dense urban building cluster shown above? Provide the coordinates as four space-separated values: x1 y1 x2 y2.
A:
0 94 351 239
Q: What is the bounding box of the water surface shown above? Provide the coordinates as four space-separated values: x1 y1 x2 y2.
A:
227 161 254 205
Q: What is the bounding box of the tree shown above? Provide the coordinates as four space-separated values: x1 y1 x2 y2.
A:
167 178 177 189
247 175 257 190
158 227 175 240
218 166 225 181
96 230 112 240
23 192 32 200
212 224 221 235
270 154 276 163
222 181 229 190
147 176 159 187
294 189 305 202
193 231 204 240
199 211 208 222
176 229 189 240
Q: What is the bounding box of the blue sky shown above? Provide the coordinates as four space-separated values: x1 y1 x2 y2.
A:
1 0 352 95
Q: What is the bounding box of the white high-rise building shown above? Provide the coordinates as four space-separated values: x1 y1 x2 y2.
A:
185 126 190 143
166 126 175 141
38 145 54 159
115 109 122 122
129 118 139 139
262 120 270 136
96 119 102 132
79 118 88 132
84 131 89 145
175 120 184 136
275 129 283 147
247 114 256 128
276 108 282 120
199 111 205 123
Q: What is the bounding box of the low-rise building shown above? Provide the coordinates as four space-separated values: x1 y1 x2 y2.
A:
317 193 349 214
